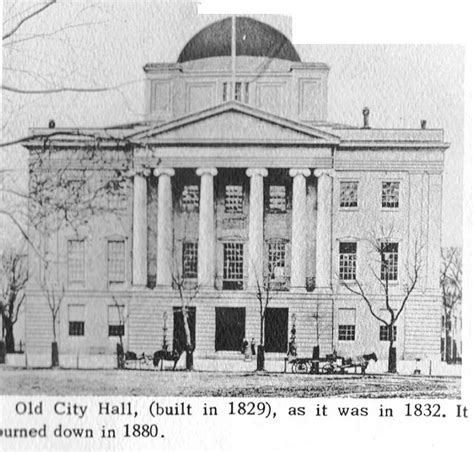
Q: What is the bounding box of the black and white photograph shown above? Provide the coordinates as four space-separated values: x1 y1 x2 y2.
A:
0 0 470 450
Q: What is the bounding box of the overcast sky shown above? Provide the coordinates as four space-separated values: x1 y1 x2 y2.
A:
1 1 464 247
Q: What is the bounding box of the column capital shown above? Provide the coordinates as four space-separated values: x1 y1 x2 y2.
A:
314 168 336 178
153 167 175 177
289 168 311 178
132 168 151 177
196 167 218 177
246 168 268 178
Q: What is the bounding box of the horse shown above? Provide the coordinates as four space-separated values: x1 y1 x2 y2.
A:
152 349 183 371
344 352 378 375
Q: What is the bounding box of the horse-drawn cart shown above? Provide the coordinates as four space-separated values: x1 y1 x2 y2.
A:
286 352 377 375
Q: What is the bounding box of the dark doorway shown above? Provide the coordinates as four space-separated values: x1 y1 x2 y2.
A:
265 308 288 353
215 307 245 351
173 307 196 352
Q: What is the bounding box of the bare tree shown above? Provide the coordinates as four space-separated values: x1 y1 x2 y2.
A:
253 249 286 372
170 268 198 371
1 2 149 367
339 227 422 373
38 264 65 367
9 134 138 367
440 247 462 363
0 247 28 353
254 270 272 371
111 295 129 369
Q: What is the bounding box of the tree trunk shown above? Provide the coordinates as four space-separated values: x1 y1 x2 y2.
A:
4 320 15 353
311 346 320 374
0 341 6 364
181 306 194 371
186 349 193 371
116 343 124 369
388 345 397 373
256 345 265 371
51 341 59 368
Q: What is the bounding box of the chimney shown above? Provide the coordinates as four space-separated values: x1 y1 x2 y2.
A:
421 119 427 129
362 107 370 128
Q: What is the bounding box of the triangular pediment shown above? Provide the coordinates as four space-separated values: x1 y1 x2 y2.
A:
129 102 339 145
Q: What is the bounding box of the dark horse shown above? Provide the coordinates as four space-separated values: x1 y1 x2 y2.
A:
345 352 378 375
152 349 183 371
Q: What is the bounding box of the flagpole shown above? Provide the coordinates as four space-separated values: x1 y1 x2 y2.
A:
231 15 236 100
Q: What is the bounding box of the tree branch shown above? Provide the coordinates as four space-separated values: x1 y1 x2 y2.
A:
3 1 57 41
2 79 141 95
340 278 388 325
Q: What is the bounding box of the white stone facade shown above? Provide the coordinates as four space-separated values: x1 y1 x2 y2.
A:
23 17 447 366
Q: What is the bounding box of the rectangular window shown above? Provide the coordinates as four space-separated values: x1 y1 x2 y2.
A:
225 185 244 213
339 242 357 280
268 185 287 212
338 308 356 341
382 181 400 208
108 240 125 283
108 305 125 337
223 242 244 290
223 82 249 103
268 241 286 280
381 242 398 281
223 82 230 102
108 190 127 211
66 178 85 199
340 181 358 208
380 325 397 341
181 185 199 212
182 242 198 279
68 305 85 336
67 240 85 283
215 307 245 351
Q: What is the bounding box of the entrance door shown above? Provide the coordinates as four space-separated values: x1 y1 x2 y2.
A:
265 308 288 353
215 307 246 351
173 307 196 352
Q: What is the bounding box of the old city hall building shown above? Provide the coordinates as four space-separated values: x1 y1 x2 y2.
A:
24 17 447 368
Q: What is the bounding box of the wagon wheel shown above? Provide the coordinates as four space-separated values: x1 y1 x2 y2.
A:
292 362 309 374
322 363 335 374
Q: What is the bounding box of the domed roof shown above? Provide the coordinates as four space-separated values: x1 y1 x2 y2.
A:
177 17 301 63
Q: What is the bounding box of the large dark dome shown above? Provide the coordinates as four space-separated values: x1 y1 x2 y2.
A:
177 17 301 63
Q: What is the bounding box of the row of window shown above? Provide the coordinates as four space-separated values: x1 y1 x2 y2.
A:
338 324 397 341
338 308 397 342
339 241 399 281
68 303 396 345
181 180 400 214
68 239 125 284
68 305 125 337
181 184 288 214
340 181 400 209
68 177 400 215
67 238 399 286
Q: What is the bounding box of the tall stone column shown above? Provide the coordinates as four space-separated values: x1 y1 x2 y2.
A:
132 169 150 287
196 167 218 289
289 168 311 291
314 169 335 289
154 167 175 287
246 168 268 288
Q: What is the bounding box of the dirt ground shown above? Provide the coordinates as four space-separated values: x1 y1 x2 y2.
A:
0 367 461 398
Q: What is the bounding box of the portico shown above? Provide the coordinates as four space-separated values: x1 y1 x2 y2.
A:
130 103 338 293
